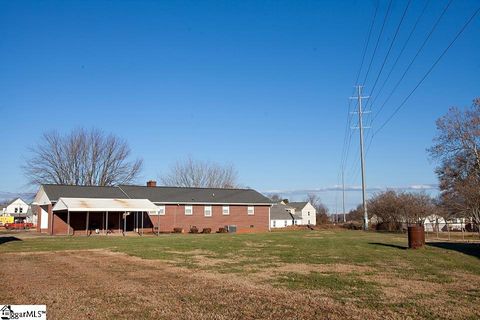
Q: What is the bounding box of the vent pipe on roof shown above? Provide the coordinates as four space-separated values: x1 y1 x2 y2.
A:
147 180 157 187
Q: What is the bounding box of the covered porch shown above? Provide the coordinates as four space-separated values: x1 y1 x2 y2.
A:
52 198 159 236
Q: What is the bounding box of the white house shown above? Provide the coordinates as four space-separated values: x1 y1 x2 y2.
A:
287 202 316 226
1 198 30 216
270 203 302 228
424 214 467 232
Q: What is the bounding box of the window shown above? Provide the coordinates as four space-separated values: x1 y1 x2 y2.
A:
273 221 276 227
222 206 230 215
19 208 23 213
204 206 212 217
185 205 193 215
247 206 254 215
284 220 288 227
294 220 298 225
158 205 165 215
14 208 18 213
308 220 311 225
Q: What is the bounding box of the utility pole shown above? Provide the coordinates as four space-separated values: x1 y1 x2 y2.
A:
350 85 369 230
342 170 346 223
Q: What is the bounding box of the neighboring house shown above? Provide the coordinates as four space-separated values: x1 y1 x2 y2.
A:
270 203 301 228
287 202 316 226
1 198 30 216
33 181 272 235
424 214 468 232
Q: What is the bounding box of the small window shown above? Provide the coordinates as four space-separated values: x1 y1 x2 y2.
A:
247 206 254 215
222 206 229 215
20 208 23 213
15 208 18 213
273 221 276 227
250 225 254 228
185 205 193 215
294 220 297 225
284 220 287 227
308 220 311 225
158 205 165 215
204 206 212 217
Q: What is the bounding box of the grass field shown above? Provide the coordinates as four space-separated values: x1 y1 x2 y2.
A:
0 230 479 319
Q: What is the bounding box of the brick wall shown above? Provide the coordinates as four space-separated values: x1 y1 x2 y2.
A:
149 204 270 233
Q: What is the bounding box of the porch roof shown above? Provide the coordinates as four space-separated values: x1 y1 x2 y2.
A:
52 197 159 214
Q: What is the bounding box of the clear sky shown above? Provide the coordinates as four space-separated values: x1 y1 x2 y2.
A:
0 0 479 210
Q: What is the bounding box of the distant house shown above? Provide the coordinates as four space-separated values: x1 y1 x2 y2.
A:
287 202 316 226
270 203 301 228
424 214 467 232
1 198 30 216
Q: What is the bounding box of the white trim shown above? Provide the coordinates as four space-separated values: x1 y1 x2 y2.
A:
247 206 254 215
151 205 165 216
204 205 212 217
153 201 271 206
222 205 230 215
185 205 193 215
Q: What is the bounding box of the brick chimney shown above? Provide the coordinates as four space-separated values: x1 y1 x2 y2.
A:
146 180 157 187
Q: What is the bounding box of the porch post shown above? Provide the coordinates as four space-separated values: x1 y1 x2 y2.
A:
123 212 126 236
86 211 89 236
67 209 70 236
157 210 160 236
118 213 121 234
102 212 105 234
106 211 109 235
141 211 144 236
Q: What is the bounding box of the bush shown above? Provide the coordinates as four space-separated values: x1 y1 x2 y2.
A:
342 222 362 230
190 226 199 234
202 228 212 234
217 227 227 233
173 227 183 233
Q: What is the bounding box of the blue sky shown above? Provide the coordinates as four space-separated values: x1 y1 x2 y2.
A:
0 0 479 210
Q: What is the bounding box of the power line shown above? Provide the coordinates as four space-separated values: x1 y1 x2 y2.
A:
374 4 480 136
371 0 453 124
361 0 393 86
363 0 412 113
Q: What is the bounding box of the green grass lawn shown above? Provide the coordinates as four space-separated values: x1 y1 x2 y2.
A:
1 230 478 281
1 230 479 319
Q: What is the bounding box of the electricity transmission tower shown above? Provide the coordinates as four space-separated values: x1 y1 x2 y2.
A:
350 85 369 230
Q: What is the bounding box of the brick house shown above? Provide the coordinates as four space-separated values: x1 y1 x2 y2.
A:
33 181 272 235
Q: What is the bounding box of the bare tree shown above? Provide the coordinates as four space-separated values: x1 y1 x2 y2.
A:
428 98 480 232
160 157 239 188
368 190 435 231
23 128 143 186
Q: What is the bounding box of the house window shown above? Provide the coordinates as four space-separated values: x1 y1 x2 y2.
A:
158 205 165 215
247 206 254 215
204 206 212 217
19 208 23 213
294 220 297 225
14 208 18 213
273 221 276 227
222 206 230 215
308 220 311 225
284 220 288 227
185 205 193 215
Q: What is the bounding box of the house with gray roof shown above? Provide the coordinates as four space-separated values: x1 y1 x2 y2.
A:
33 180 272 236
270 203 302 228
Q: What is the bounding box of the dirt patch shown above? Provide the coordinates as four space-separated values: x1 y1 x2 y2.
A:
0 250 381 320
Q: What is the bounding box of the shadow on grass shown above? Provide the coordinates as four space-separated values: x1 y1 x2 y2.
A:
0 236 22 245
427 242 480 259
368 242 407 250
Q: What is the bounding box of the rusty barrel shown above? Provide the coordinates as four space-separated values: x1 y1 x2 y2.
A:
408 225 425 249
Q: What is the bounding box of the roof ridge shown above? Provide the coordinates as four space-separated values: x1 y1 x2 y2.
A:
119 185 254 191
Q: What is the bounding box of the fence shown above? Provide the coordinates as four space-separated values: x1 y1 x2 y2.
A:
424 221 480 241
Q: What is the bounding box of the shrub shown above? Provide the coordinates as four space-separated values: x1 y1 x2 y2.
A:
173 227 183 233
190 226 199 234
202 228 212 234
218 227 227 233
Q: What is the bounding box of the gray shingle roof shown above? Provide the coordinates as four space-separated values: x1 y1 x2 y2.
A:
42 185 129 202
288 202 309 211
119 185 272 204
270 204 299 220
41 184 272 205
